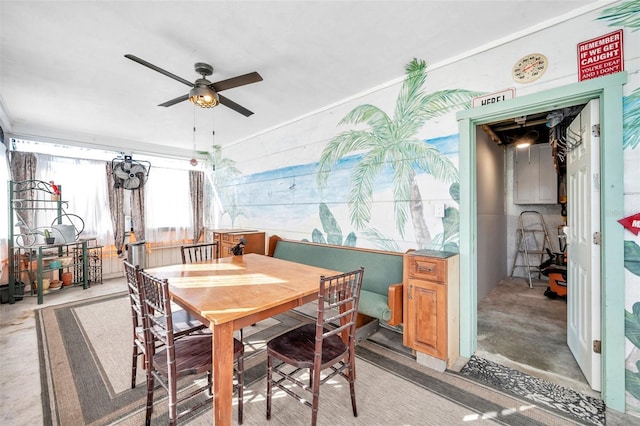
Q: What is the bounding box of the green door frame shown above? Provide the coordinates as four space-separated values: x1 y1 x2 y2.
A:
456 71 627 411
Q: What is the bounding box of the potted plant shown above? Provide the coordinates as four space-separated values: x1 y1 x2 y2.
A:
43 229 55 245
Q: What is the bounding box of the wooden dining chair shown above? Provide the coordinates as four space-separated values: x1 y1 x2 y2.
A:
123 260 147 389
123 260 208 390
181 240 251 342
180 242 219 264
265 267 365 426
138 270 245 425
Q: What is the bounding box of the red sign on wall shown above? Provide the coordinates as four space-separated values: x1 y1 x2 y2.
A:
577 30 624 81
618 213 640 236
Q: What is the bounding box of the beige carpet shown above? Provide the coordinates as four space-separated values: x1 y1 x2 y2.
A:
37 293 585 425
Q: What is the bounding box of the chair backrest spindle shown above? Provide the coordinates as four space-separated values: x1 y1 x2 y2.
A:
317 268 364 350
138 271 175 350
180 242 219 264
123 260 143 325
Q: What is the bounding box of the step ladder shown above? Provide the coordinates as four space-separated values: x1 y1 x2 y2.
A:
510 211 553 288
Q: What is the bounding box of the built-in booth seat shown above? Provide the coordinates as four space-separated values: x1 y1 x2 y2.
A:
268 235 403 342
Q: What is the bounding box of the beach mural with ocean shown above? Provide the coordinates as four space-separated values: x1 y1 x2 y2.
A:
219 133 462 252
214 59 477 253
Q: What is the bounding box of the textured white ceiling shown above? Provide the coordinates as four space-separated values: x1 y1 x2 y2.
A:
0 1 606 157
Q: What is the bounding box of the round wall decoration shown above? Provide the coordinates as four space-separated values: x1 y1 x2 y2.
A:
512 53 548 83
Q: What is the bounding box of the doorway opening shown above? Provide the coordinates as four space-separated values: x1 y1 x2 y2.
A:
474 102 598 396
456 71 627 411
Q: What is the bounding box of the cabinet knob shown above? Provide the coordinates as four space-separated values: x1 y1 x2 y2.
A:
417 265 433 273
408 284 413 300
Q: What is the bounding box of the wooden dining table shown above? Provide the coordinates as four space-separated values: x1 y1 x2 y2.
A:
146 253 340 425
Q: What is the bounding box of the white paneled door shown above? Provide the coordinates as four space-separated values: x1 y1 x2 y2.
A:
566 98 601 391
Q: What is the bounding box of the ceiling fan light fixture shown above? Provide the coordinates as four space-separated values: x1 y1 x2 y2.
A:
189 85 219 108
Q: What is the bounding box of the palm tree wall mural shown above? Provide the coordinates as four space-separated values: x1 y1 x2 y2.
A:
317 58 481 249
306 202 357 246
200 145 243 227
597 0 640 409
598 0 640 151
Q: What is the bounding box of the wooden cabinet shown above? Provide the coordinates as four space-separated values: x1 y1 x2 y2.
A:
514 143 558 204
403 250 459 370
209 229 266 258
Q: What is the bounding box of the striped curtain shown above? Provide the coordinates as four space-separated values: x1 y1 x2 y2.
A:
189 170 204 243
105 162 125 255
9 152 37 238
130 187 145 241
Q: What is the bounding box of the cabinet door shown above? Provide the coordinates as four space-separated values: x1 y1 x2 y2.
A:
514 144 558 204
221 243 236 257
514 147 531 204
536 144 558 203
241 232 266 255
405 278 447 359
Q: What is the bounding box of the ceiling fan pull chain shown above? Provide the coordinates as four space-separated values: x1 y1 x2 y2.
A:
191 105 198 167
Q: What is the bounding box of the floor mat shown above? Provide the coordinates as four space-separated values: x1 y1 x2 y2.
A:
459 355 605 425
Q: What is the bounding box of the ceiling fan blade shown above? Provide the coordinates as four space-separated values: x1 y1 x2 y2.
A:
159 94 189 107
219 94 254 117
124 54 194 88
212 72 263 92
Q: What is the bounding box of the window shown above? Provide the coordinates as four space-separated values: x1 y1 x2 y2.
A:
144 167 192 243
10 138 207 248
35 154 113 245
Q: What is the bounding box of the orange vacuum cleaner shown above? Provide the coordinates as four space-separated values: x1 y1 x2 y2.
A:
540 248 567 299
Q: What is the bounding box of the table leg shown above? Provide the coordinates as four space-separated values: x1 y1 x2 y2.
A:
212 321 234 425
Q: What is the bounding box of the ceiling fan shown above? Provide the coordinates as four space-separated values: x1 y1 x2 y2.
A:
124 54 262 116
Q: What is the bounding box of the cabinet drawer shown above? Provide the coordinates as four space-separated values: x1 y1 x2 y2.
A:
230 234 245 243
407 257 446 282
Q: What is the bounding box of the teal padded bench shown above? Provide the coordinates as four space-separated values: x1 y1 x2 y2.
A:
268 235 403 339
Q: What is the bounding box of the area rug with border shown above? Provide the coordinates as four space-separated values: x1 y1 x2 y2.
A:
37 292 591 425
